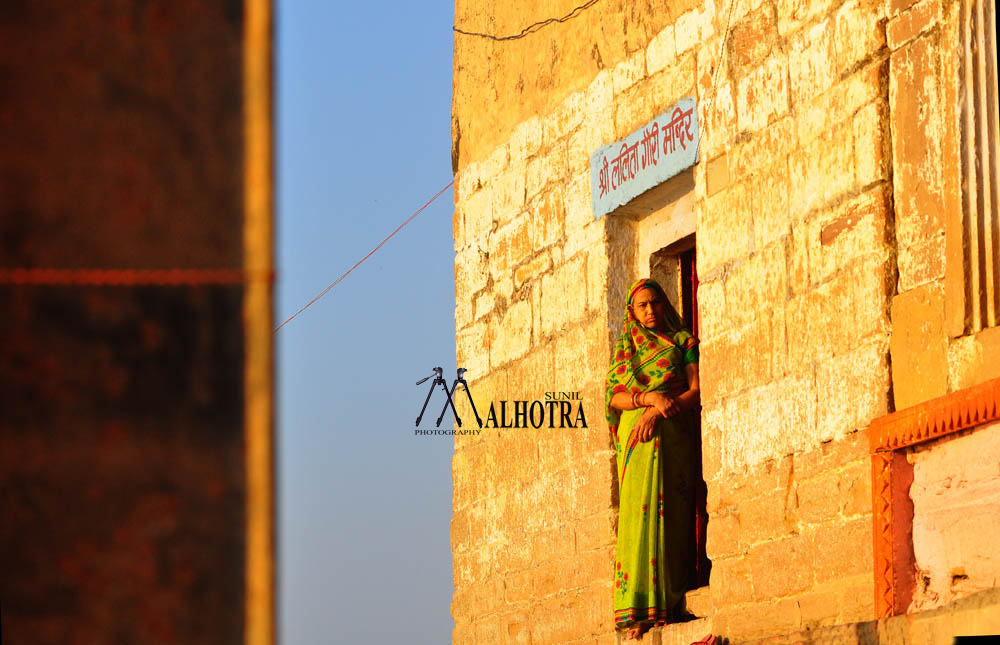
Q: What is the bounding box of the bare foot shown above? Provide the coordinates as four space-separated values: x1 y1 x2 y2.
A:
624 623 651 640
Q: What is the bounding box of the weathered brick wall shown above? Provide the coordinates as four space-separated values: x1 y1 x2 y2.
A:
908 421 1000 612
451 0 984 642
0 2 273 643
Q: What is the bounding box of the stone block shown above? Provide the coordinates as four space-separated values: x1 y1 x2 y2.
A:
699 180 752 274
723 598 803 642
741 488 797 546
795 60 885 147
836 573 875 623
751 371 818 471
527 185 566 250
451 622 475 644
853 100 890 188
646 24 677 76
526 141 567 203
612 48 647 95
724 239 788 330
889 281 947 409
576 511 616 552
750 534 815 599
815 337 890 440
769 305 790 379
730 116 795 181
456 297 473 330
513 251 552 289
886 0 941 50
806 257 889 363
791 426 870 478
812 516 874 584
473 292 496 320
566 109 614 178
456 165 482 206
461 183 496 244
613 56 696 140
737 54 790 132
842 458 873 517
478 142 511 186
453 202 466 252
491 299 532 367
542 90 586 149
700 316 774 404
729 5 780 75
833 0 887 75
676 6 715 54
796 585 843 629
452 445 487 511
508 115 542 164
529 595 589 643
776 0 838 36
948 326 1000 391
790 122 856 219
456 243 490 301
582 69 614 128
807 185 892 284
890 34 946 290
586 247 609 315
488 215 532 287
530 522 577 569
506 342 555 402
696 277 727 342
788 221 811 295
457 319 491 382
539 254 588 336
706 153 731 197
562 545 615 591
500 611 531 644
788 18 837 109
490 168 527 227
701 81 737 159
563 172 599 234
751 161 792 251
472 615 503 644
795 468 848 525
712 555 754 605
705 511 741 559
552 320 607 392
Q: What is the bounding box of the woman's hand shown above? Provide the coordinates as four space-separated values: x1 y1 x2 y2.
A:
644 391 681 419
633 406 662 442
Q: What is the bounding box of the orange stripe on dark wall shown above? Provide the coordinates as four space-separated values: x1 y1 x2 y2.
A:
0 268 275 286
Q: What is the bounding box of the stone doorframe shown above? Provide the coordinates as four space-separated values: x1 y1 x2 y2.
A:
868 376 1000 617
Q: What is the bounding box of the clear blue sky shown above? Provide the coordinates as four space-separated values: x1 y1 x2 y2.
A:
276 2 457 642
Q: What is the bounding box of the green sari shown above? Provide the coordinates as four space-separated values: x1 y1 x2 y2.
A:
605 278 699 628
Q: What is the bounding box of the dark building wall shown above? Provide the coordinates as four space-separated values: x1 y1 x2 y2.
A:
0 2 273 643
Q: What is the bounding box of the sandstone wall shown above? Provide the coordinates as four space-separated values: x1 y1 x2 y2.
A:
451 0 990 642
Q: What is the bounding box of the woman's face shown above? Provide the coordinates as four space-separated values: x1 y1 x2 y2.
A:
631 287 669 331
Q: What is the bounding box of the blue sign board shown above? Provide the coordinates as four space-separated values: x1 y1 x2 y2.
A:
590 96 700 219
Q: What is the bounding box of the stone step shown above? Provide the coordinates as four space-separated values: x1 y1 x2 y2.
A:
614 617 714 645
683 585 713 618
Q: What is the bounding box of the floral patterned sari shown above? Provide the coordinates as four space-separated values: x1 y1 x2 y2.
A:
605 278 699 628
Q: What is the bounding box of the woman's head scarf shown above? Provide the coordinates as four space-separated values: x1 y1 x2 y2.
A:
604 278 694 435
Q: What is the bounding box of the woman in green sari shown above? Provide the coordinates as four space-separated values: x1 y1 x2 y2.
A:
605 278 700 640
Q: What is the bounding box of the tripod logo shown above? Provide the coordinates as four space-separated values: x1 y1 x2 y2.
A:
414 367 483 428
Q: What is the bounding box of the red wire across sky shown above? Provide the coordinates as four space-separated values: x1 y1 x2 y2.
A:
273 180 455 333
